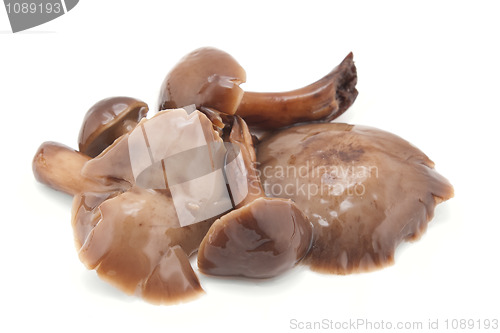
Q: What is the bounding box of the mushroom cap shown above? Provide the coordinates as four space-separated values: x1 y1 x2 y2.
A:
78 96 149 157
198 197 313 279
257 122 454 274
158 47 246 115
75 186 210 304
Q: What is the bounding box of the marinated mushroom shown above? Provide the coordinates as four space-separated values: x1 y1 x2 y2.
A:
237 52 358 129
257 123 454 274
81 107 226 189
157 47 358 129
197 116 313 278
33 141 118 195
35 107 238 304
72 107 233 304
32 46 453 305
75 186 208 304
158 47 247 116
78 96 149 157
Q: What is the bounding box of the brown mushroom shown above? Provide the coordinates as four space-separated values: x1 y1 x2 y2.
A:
71 191 117 249
257 123 454 274
31 46 453 305
78 96 149 157
32 141 118 195
237 52 358 129
158 47 247 116
157 47 357 129
72 107 238 304
75 186 209 304
81 107 227 190
35 106 238 304
197 117 313 279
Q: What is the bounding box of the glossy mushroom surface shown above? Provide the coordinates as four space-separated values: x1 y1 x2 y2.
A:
31 46 454 305
198 117 313 278
237 52 358 129
199 196 313 278
75 186 209 304
158 47 247 115
78 96 149 157
82 107 225 189
72 108 233 304
257 123 454 274
33 141 114 195
158 48 358 130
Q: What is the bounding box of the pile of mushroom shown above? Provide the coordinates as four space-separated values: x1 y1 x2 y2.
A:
33 47 453 304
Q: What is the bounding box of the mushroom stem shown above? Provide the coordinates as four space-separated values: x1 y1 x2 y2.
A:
237 52 358 129
33 141 111 196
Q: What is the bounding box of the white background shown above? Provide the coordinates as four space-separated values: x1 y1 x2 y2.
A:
1 1 499 332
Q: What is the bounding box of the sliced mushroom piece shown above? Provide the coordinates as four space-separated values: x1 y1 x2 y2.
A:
78 96 149 157
197 117 313 279
32 141 120 195
157 47 358 129
257 123 454 274
76 186 209 304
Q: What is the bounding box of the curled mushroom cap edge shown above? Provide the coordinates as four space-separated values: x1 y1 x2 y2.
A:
78 96 149 158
